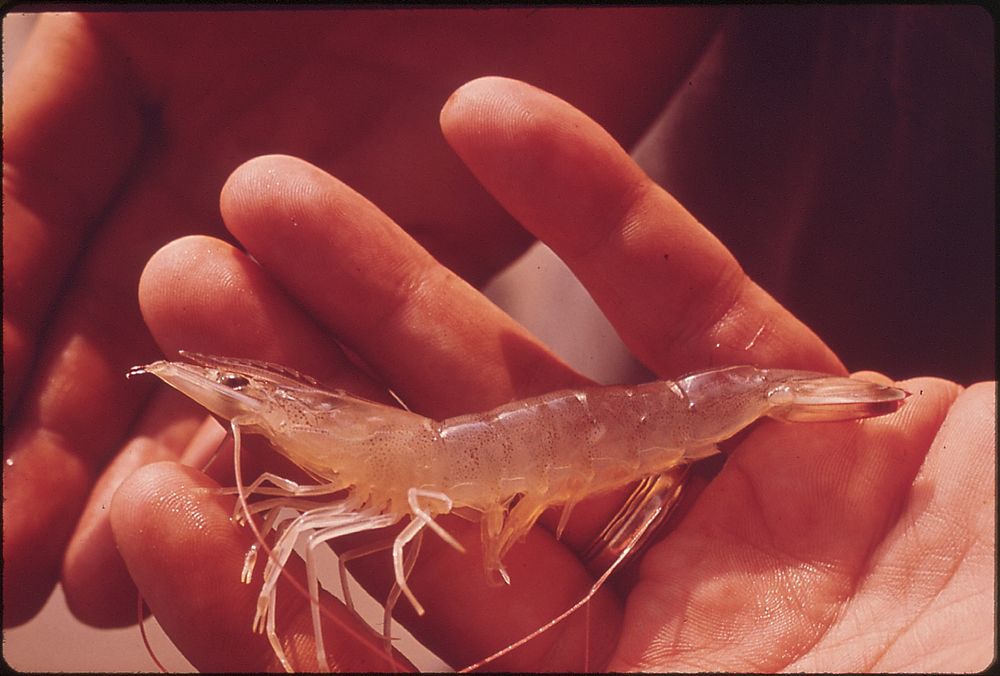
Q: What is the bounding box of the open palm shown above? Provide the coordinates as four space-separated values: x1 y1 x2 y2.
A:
108 78 993 671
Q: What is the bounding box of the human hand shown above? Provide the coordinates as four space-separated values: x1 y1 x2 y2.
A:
2 9 724 629
109 77 994 671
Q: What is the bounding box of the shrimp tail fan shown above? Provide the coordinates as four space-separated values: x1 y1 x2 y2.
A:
766 372 909 423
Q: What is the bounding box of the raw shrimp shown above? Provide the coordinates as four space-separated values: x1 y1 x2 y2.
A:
128 352 908 671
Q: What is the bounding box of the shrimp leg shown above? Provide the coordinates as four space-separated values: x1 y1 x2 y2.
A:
383 530 424 644
392 488 466 616
302 514 398 671
408 488 466 553
241 505 304 583
582 465 691 576
336 533 424 646
458 474 669 673
228 419 397 672
337 537 396 614
229 460 346 584
256 505 396 671
485 495 551 585
225 471 348 499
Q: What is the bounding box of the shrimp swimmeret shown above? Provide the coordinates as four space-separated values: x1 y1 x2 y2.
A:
128 352 908 671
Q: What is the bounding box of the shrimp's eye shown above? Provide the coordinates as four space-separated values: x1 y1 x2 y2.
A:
220 373 249 389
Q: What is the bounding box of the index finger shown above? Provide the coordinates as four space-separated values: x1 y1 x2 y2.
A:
441 77 843 377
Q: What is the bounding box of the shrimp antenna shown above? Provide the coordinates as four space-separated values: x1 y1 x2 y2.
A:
388 387 411 412
137 593 168 673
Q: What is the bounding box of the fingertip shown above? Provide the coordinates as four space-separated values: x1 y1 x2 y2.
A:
108 458 243 606
440 76 528 132
441 75 600 156
440 76 526 146
108 461 281 672
110 460 219 552
440 76 641 258
139 235 220 295
219 154 322 223
138 235 236 352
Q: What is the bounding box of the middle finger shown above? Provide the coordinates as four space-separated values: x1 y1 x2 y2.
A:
440 76 844 377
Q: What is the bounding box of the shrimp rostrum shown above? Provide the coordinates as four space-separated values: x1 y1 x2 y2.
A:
129 353 908 670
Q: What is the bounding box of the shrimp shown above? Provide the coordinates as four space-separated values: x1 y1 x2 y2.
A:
128 352 908 671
